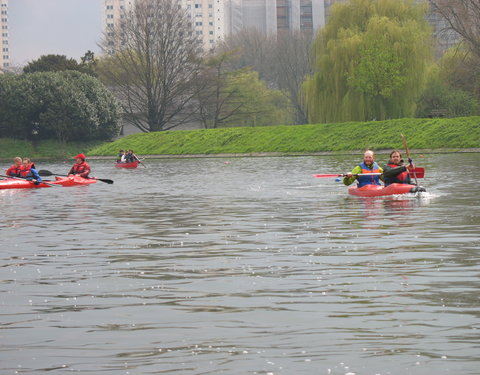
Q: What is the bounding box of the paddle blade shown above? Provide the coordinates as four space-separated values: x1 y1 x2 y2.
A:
38 170 54 176
408 167 424 178
312 174 342 178
95 178 114 184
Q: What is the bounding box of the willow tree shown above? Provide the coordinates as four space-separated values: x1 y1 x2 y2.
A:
304 0 433 123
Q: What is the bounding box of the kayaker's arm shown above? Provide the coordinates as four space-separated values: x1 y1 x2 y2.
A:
26 168 42 185
343 166 362 186
379 166 384 182
383 164 407 178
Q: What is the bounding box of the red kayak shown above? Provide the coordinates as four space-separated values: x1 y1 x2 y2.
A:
54 175 97 187
0 176 96 189
115 161 139 168
348 183 425 197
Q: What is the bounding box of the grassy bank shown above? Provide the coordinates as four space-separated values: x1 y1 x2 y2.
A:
90 117 480 156
2 117 479 160
0 139 102 160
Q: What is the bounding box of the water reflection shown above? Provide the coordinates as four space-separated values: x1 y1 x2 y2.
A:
0 154 479 374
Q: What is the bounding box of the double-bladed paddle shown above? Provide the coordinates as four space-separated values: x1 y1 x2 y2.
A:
313 167 424 179
38 170 114 184
133 153 147 168
401 134 419 185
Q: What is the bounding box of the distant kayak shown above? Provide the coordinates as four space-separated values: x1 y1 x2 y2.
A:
348 183 425 197
115 161 139 168
0 175 96 189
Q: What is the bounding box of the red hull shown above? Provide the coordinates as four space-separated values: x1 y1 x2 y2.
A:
115 161 139 168
348 183 419 197
0 176 96 189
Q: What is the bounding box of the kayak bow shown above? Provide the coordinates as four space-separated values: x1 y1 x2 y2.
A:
348 183 426 197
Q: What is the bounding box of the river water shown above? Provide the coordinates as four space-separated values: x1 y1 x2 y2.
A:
1 153 479 375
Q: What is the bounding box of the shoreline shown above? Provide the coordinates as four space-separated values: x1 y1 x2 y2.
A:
87 147 480 160
1 148 479 163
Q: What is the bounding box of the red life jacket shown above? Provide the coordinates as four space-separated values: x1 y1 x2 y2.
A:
6 164 22 177
70 161 90 177
387 163 410 184
19 163 35 177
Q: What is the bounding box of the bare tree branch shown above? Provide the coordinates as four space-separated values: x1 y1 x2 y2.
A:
429 0 480 58
99 0 203 132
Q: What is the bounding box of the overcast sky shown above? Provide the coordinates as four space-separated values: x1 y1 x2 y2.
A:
9 0 102 66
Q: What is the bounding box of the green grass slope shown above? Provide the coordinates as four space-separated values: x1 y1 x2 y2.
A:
89 117 480 156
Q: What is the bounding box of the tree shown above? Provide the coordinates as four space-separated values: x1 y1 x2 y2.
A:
416 43 480 117
0 72 121 142
429 0 480 59
22 53 98 76
304 0 433 123
194 51 242 129
219 29 312 124
272 31 312 124
23 54 79 74
416 68 479 117
438 44 480 100
219 69 293 128
98 0 203 132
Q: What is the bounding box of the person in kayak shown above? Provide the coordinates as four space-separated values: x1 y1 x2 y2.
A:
126 150 140 163
5 157 23 177
20 158 42 185
117 150 124 163
343 150 384 187
69 154 91 178
382 150 413 186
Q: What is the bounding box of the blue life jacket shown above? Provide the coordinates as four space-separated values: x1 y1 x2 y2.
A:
357 161 381 187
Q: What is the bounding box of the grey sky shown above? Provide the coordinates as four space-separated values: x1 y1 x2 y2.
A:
9 0 102 66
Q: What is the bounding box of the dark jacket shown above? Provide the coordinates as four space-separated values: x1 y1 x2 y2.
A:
383 162 411 186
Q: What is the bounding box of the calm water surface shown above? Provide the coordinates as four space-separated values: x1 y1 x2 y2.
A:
1 154 479 375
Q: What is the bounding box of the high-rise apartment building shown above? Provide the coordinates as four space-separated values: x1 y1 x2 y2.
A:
103 0 459 55
0 0 8 71
225 0 325 35
102 0 226 52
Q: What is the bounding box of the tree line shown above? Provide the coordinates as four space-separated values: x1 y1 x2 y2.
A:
1 0 479 143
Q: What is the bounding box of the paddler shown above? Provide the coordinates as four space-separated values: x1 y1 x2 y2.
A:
69 153 91 178
382 150 413 186
343 150 384 187
5 156 23 177
20 158 42 185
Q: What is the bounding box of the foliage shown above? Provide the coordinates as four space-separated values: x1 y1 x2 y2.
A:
304 0 433 123
0 71 121 142
219 29 312 124
202 67 293 128
0 138 103 159
98 0 203 133
89 116 480 156
416 65 479 117
438 44 480 100
23 52 97 76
